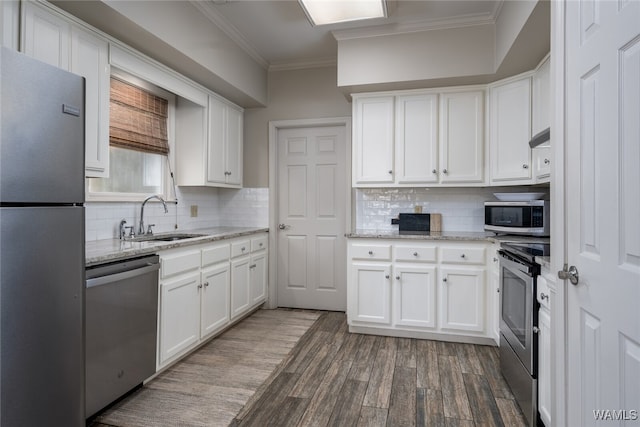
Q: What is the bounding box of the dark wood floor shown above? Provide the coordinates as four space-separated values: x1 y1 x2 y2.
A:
232 312 526 427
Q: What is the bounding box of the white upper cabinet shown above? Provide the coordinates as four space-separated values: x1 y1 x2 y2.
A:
353 96 395 185
206 96 243 188
353 89 484 187
71 27 110 178
439 90 485 184
395 94 439 184
489 76 533 184
21 2 110 178
532 56 551 137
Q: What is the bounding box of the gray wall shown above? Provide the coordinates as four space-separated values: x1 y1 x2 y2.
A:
243 66 352 188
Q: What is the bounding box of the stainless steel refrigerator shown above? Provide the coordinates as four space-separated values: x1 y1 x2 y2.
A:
0 47 85 426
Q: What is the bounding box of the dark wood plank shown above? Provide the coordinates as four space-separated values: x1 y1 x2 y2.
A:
455 343 485 375
348 334 381 382
417 388 446 427
445 418 476 427
327 379 369 427
439 355 473 420
238 372 301 426
362 337 398 408
463 373 504 427
475 345 514 399
416 340 440 390
358 406 388 427
264 396 309 427
436 340 458 356
495 398 527 427
396 338 417 368
297 332 360 426
387 366 417 427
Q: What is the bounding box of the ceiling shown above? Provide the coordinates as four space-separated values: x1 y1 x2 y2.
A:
193 0 504 70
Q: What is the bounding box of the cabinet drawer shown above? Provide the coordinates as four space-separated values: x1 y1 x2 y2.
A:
394 245 437 263
251 235 268 252
351 244 391 261
161 250 201 278
201 243 230 267
231 239 251 258
440 246 486 265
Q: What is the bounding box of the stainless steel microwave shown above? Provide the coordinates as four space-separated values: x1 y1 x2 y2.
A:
484 200 550 236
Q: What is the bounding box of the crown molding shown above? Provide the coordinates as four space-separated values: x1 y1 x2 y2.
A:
269 56 337 72
190 0 269 70
332 12 497 41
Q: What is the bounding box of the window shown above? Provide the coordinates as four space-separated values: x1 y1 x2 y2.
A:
87 73 176 201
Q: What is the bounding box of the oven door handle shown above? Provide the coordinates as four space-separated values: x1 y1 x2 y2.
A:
498 250 535 277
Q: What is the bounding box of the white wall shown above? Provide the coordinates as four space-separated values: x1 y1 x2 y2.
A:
494 0 538 69
243 66 352 187
337 24 496 87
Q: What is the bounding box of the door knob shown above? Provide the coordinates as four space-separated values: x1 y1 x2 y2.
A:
558 264 579 285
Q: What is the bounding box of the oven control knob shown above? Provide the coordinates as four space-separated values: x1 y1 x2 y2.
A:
533 326 540 334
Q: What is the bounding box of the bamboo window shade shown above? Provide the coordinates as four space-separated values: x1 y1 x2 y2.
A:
109 77 169 155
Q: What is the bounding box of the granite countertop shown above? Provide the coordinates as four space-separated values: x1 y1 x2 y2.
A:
347 229 550 245
86 226 269 266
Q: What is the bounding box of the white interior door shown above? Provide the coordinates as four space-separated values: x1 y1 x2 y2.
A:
277 125 347 310
565 1 640 425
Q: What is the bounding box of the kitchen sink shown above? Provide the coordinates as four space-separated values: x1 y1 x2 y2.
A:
132 233 207 242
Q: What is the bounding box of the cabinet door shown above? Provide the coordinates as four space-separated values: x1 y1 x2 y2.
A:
207 97 227 185
353 96 394 185
70 26 110 178
395 94 438 184
225 106 243 186
200 263 230 340
439 267 485 332
532 57 551 136
350 262 391 325
159 273 201 365
393 265 436 328
439 91 485 183
21 2 69 69
489 78 533 183
249 251 267 305
538 306 551 427
533 146 551 183
230 256 251 320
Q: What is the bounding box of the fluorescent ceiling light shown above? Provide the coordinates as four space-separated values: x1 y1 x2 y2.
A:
299 0 387 26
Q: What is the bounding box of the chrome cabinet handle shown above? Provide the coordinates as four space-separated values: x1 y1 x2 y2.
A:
413 252 418 257
540 292 548 300
544 158 550 165
278 223 289 230
523 164 529 169
443 277 448 283
493 257 498 262
259 243 263 247
533 326 540 334
368 250 374 255
443 168 448 174
197 284 203 289
204 282 209 287
250 264 257 269
432 169 437 174
396 276 400 280
388 170 393 175
385 274 390 279
460 254 466 259
241 247 246 252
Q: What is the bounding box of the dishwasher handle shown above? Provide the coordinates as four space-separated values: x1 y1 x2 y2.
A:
86 262 160 289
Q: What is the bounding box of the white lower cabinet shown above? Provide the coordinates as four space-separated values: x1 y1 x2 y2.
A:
200 263 230 339
159 272 201 365
351 262 392 325
158 232 268 368
348 239 493 343
439 267 485 332
231 255 251 320
393 265 437 328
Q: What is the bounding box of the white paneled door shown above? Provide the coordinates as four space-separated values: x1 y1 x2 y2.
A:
565 1 640 426
277 126 347 310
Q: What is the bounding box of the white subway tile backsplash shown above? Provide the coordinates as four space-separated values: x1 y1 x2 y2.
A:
85 187 269 241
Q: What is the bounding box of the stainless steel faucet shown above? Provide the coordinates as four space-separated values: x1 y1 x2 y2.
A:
139 195 168 235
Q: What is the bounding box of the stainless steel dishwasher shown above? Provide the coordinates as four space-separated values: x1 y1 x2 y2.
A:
85 254 160 418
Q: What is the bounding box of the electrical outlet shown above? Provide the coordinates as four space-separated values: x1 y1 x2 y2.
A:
190 205 198 217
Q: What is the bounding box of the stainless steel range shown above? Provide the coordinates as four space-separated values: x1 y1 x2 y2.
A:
498 242 550 427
